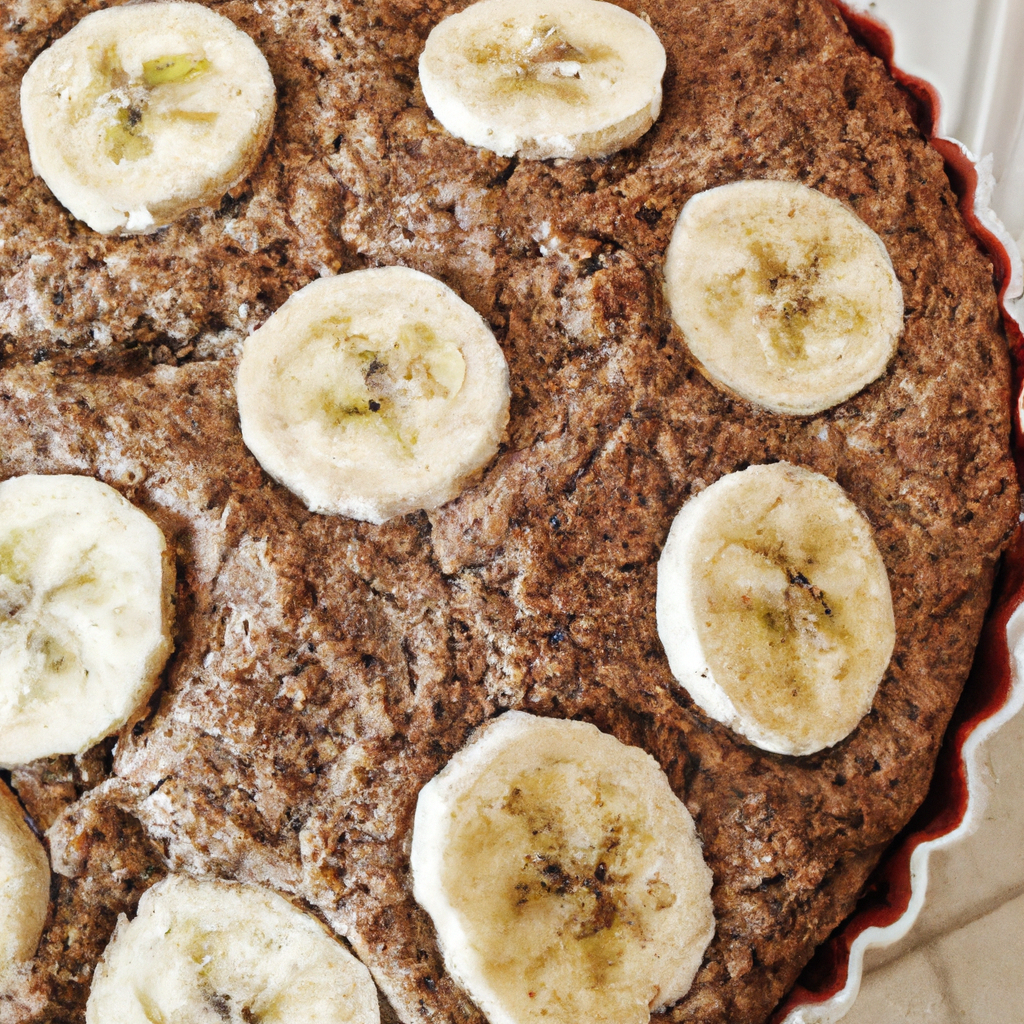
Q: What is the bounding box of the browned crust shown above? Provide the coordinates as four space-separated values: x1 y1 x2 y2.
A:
0 1 1018 1023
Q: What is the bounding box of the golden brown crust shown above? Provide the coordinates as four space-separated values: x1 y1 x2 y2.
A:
0 1 1018 1023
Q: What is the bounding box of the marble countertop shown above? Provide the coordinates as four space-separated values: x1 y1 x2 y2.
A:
844 694 1024 1023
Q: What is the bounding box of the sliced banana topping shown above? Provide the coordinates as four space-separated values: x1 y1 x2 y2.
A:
86 875 380 1024
656 463 896 756
418 0 666 159
411 711 715 1024
0 474 174 767
663 180 904 415
237 266 510 523
0 780 49 994
20 1 276 234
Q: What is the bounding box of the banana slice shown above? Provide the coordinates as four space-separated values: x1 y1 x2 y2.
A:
663 180 904 415
86 875 380 1024
418 0 666 160
0 780 49 994
410 711 715 1024
656 462 896 756
20 1 276 234
236 266 510 523
0 474 174 767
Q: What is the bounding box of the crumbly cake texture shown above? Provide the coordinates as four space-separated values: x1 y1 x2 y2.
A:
0 1 1017 1023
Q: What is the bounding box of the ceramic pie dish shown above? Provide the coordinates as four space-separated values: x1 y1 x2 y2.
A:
776 3 1024 1020
0 2 1021 1024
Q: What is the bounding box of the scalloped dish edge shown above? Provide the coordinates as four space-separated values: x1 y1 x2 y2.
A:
776 3 1024 1022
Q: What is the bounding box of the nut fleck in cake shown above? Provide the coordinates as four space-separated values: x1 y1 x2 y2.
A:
0 1 1018 1024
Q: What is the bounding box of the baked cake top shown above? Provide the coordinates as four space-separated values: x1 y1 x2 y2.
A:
0 1 1018 1023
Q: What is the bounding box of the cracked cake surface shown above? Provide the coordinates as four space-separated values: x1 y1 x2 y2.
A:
0 0 1019 1023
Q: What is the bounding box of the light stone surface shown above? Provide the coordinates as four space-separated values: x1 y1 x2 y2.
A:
848 703 1024 1023
843 948 955 1024
864 701 1024 973
934 893 1024 1022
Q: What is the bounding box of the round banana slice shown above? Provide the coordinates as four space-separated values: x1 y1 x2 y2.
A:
0 781 50 994
86 875 380 1024
656 462 896 756
663 180 904 415
411 711 715 1024
20 1 276 234
0 474 174 768
418 0 666 160
237 266 510 523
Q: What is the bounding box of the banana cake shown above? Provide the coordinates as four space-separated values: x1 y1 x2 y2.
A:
0 0 1018 1023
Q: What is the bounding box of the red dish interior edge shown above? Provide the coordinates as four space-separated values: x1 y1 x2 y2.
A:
772 3 1024 1020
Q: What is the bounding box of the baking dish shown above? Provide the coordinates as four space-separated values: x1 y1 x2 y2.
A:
777 2 1024 1020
